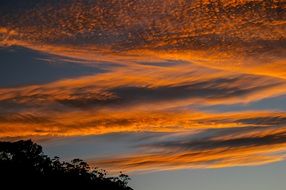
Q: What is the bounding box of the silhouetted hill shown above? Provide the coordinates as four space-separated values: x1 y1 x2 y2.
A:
0 140 133 189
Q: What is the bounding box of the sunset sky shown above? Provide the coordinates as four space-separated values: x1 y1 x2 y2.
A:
0 0 285 189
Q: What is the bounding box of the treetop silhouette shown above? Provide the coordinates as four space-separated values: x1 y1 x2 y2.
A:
0 140 133 189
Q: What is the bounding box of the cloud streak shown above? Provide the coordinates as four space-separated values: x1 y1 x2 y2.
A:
92 122 286 173
0 0 285 78
1 109 286 139
1 61 286 111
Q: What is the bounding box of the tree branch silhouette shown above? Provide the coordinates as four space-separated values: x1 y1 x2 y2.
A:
0 140 133 189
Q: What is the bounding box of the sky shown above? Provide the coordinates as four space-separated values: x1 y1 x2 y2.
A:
0 0 286 189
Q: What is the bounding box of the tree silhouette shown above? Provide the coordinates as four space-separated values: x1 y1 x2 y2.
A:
0 140 133 189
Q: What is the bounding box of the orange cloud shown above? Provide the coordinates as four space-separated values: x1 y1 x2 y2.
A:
0 58 286 138
91 125 286 173
93 144 286 173
1 109 286 138
0 0 285 78
1 62 286 110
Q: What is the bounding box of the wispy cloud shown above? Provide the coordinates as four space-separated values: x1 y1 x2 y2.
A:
1 60 286 138
1 108 286 139
1 60 286 110
92 122 286 173
0 0 285 78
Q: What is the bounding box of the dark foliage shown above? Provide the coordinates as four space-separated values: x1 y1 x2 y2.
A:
0 140 133 190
